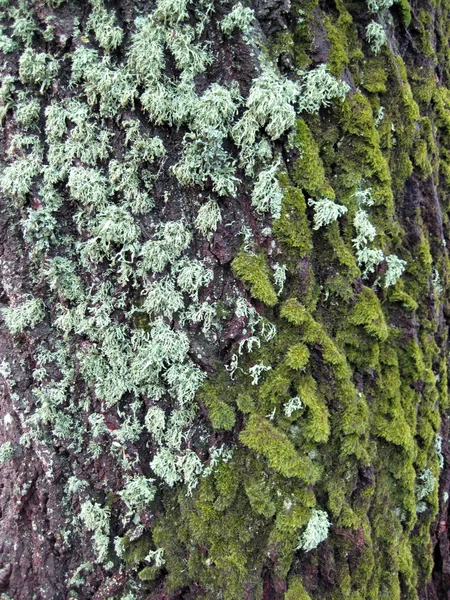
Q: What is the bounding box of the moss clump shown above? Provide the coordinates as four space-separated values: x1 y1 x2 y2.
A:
285 343 310 370
200 380 236 431
396 0 412 27
293 119 334 198
297 374 330 443
122 534 152 566
138 565 159 581
285 575 313 599
232 251 278 306
323 4 356 78
348 287 388 340
240 414 320 482
274 182 313 257
361 57 388 93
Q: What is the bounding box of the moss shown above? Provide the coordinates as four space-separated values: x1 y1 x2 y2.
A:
361 57 388 94
291 0 318 69
267 31 295 64
433 86 450 142
416 8 435 57
396 0 412 27
200 380 236 431
153 475 268 599
138 565 159 581
297 374 330 443
348 287 389 341
325 274 355 302
285 576 312 599
274 182 313 257
239 414 320 482
122 534 152 566
231 251 278 306
412 138 433 179
324 12 351 77
213 460 240 511
280 297 312 328
285 343 310 370
325 224 359 276
258 365 293 410
244 468 277 517
236 392 256 413
293 119 334 198
387 285 418 311
338 91 394 213
404 235 433 301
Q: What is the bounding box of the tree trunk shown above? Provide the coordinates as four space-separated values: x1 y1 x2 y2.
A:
0 0 449 598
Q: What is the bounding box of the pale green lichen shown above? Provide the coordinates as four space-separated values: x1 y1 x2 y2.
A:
296 509 331 552
0 441 14 464
1 297 45 334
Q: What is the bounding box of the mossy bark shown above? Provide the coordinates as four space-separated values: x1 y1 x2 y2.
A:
0 0 450 599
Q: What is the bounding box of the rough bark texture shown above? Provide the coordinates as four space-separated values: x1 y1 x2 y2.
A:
0 0 450 599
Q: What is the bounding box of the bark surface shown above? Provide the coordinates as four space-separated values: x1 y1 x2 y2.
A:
0 0 450 599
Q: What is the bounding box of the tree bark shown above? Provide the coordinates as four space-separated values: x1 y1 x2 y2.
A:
0 0 449 599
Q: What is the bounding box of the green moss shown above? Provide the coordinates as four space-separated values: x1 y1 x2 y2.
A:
348 287 388 341
258 365 293 410
232 251 278 306
388 285 418 311
138 565 159 581
122 534 152 566
280 298 312 327
396 0 412 27
236 392 256 413
274 182 313 257
200 380 236 431
239 414 320 482
244 468 277 517
293 119 334 198
324 12 351 77
361 57 388 93
285 343 310 370
285 576 312 599
297 374 330 443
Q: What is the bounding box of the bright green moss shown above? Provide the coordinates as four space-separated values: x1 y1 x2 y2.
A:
339 91 393 209
297 374 330 443
232 251 278 306
324 12 351 77
285 576 313 599
388 285 418 311
293 119 334 198
348 287 388 341
285 343 310 370
240 414 320 482
274 182 313 257
397 0 412 27
280 298 312 327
